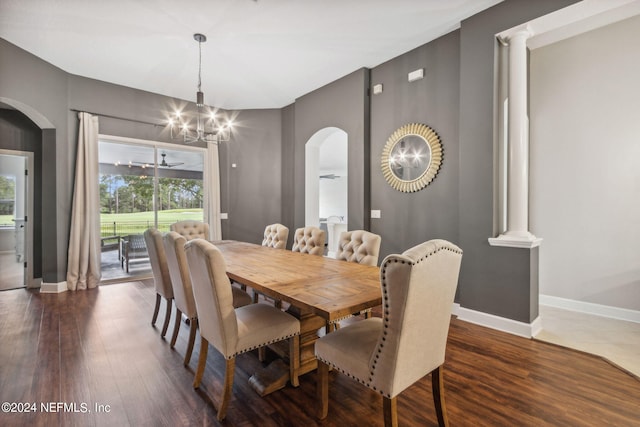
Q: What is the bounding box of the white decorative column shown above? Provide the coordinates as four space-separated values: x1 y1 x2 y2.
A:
490 29 541 248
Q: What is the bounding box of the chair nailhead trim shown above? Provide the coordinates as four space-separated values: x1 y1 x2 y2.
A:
365 242 461 397
226 332 300 359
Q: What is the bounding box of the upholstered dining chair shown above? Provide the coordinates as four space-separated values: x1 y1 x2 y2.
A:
185 239 301 422
170 220 210 241
163 231 253 366
163 231 199 365
143 228 174 338
252 223 291 305
335 229 382 266
291 226 326 256
315 239 463 427
328 229 382 330
262 223 289 249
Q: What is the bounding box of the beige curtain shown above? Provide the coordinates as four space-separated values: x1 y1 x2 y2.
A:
205 142 222 239
67 112 101 290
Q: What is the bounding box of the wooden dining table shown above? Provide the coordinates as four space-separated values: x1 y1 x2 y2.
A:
212 240 382 395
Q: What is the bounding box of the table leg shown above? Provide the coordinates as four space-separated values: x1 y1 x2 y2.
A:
248 306 325 396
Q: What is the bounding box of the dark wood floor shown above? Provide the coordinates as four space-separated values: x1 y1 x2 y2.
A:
1 280 638 427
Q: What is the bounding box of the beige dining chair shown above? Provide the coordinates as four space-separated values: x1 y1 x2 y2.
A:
291 226 326 256
170 220 210 241
163 231 253 366
328 229 382 331
253 223 291 305
185 239 301 422
262 223 289 249
335 229 382 266
315 239 463 427
163 231 199 365
143 228 174 338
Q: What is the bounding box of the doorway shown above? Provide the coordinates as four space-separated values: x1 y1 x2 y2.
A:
0 151 34 291
98 137 206 282
305 127 348 256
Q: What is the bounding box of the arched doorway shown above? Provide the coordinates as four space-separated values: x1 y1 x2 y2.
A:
0 97 55 289
305 127 348 256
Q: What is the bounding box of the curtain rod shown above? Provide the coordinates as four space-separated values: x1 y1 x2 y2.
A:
70 109 164 127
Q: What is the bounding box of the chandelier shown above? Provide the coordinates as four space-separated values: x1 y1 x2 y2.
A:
168 33 232 144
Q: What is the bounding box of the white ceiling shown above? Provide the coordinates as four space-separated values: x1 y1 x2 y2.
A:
0 0 502 110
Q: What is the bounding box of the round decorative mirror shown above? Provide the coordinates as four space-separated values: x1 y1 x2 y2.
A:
381 123 442 192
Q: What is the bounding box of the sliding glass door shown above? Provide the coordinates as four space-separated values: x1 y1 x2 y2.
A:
98 137 204 281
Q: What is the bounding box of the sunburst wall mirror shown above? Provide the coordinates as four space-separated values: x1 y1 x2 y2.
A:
380 123 442 193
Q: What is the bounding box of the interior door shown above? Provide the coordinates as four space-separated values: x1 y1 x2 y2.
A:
0 151 30 290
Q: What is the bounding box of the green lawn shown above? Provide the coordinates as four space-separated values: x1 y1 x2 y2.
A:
0 214 13 226
101 208 202 222
1 209 203 235
100 208 203 236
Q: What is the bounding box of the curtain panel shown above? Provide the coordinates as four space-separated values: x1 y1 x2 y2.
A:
205 142 222 240
66 112 101 290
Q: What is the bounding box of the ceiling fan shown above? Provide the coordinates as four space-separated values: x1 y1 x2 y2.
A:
158 153 184 168
130 153 184 168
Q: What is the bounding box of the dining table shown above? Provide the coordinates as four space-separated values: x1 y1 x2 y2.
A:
211 240 382 396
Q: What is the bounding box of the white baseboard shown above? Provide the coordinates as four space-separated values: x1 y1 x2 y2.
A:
540 294 640 324
26 277 42 289
452 302 461 316
40 281 68 293
456 306 539 338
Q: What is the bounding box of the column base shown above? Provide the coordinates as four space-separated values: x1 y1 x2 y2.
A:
488 232 542 248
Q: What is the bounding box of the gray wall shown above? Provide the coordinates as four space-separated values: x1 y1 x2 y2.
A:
370 30 460 258
0 38 66 283
291 68 370 245
281 103 296 241
457 0 579 322
219 108 283 244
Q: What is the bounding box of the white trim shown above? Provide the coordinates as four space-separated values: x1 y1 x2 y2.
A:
456 306 538 338
452 302 461 317
98 134 206 153
0 97 55 128
26 277 42 290
1 149 35 288
488 235 542 248
540 294 640 324
40 282 68 293
498 0 640 50
530 315 542 337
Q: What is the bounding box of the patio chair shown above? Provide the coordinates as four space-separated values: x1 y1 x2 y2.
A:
120 234 149 273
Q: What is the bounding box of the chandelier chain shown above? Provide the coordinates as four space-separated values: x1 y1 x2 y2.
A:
197 38 202 93
167 33 232 144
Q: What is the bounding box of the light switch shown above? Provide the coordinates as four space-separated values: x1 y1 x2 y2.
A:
371 210 381 219
220 213 228 219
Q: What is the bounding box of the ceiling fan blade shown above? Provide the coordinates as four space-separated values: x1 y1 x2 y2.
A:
131 161 152 167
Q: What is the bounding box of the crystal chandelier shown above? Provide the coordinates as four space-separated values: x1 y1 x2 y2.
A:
168 33 232 144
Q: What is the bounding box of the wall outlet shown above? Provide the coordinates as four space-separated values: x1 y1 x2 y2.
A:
371 210 381 219
220 213 228 219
